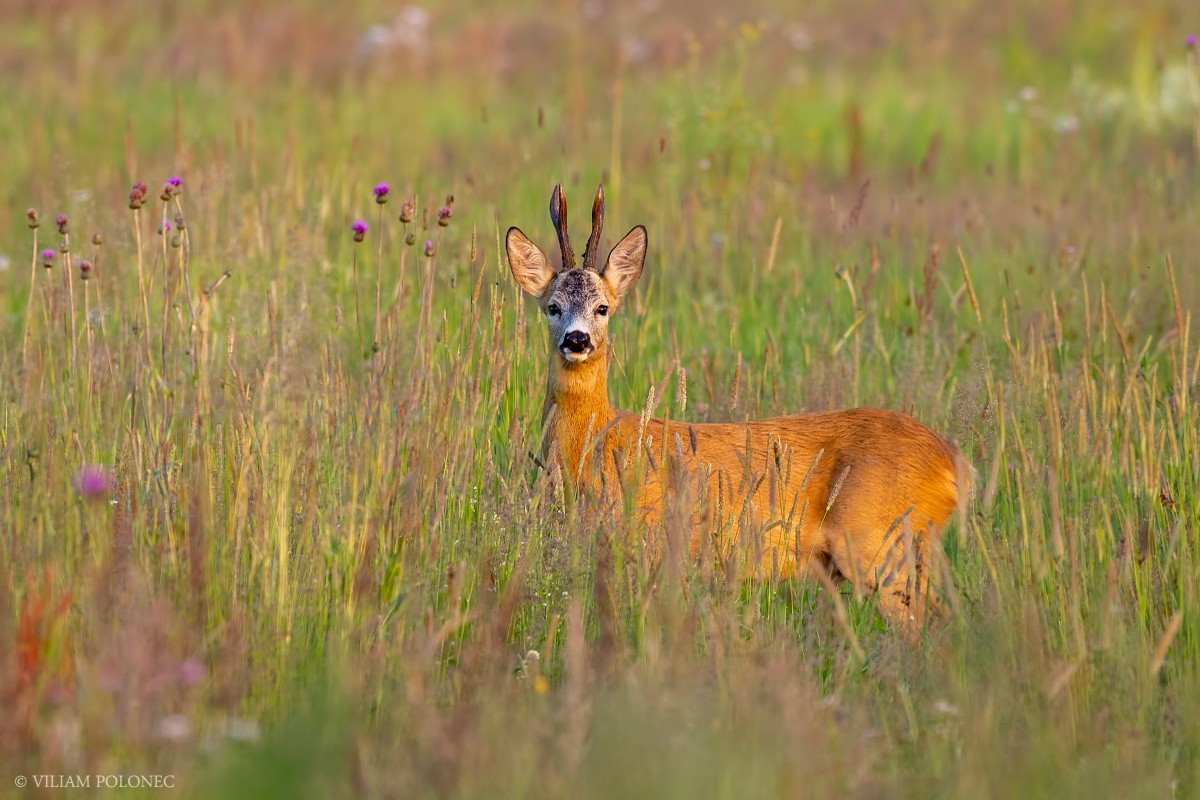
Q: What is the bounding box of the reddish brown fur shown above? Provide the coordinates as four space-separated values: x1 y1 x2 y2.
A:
543 342 969 632
512 184 970 635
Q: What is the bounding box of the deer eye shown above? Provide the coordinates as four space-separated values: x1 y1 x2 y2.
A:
547 303 561 317
596 305 609 317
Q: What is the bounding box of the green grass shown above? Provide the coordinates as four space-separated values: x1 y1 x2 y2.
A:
2 1 1199 797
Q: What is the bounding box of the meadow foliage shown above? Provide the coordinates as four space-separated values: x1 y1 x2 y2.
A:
1 2 1199 797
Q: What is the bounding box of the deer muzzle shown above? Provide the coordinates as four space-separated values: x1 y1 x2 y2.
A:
561 330 593 360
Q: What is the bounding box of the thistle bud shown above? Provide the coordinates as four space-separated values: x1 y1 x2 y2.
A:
424 239 435 257
26 208 40 229
55 214 69 234
41 248 55 268
92 231 103 246
405 232 416 246
174 213 186 231
79 260 92 280
437 205 452 227
129 181 148 210
399 199 415 224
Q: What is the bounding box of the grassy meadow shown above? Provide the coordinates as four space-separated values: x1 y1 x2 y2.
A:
2 1 1200 796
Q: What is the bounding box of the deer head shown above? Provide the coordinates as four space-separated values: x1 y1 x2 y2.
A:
506 184 647 365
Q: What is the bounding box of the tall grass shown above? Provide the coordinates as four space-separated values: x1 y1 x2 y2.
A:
1 2 1199 797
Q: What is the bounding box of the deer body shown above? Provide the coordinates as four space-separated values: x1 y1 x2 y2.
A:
510 184 969 631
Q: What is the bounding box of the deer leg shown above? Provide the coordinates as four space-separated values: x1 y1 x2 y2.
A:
827 516 940 638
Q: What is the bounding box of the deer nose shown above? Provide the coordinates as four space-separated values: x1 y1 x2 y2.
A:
562 330 592 353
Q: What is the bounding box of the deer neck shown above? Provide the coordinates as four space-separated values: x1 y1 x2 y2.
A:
543 347 616 478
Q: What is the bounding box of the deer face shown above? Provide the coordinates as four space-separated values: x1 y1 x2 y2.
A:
507 184 647 366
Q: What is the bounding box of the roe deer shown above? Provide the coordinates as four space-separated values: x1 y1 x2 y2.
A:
506 183 971 634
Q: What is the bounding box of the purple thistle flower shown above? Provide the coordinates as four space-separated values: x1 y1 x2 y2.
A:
423 239 435 257
1186 34 1198 49
55 214 69 234
179 659 206 685
41 249 55 267
351 219 369 243
437 205 453 227
79 260 93 280
73 465 113 499
168 175 183 188
159 220 172 235
373 182 390 204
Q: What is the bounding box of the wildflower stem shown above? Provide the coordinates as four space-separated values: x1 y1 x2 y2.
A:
21 227 38 373
1188 46 1200 164
84 279 94 403
382 223 410 338
352 246 364 356
64 237 78 374
176 197 195 324
374 204 384 355
161 200 171 367
92 238 117 388
175 197 199 377
133 208 151 347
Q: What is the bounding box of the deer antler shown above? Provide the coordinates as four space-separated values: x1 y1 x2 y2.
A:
549 184 576 271
583 184 605 271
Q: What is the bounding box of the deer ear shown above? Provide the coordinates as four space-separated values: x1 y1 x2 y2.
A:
506 227 554 297
600 225 647 302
